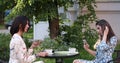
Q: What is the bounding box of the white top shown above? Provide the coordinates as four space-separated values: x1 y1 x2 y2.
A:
9 34 36 63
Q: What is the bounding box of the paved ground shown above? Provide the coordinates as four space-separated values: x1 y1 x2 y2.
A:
0 29 9 34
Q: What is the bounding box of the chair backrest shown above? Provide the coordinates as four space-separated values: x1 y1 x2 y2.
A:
115 50 120 58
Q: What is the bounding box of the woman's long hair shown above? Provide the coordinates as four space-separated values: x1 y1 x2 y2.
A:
10 16 30 36
96 19 115 42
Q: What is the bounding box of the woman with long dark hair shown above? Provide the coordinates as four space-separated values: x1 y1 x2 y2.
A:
9 16 47 63
73 19 117 63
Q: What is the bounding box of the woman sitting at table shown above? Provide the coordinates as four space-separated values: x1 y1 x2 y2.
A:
73 19 117 63
9 16 47 63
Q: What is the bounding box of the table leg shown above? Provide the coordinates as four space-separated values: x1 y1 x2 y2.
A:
56 58 64 63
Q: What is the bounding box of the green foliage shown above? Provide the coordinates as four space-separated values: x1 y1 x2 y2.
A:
39 38 59 50
23 28 33 39
59 21 98 62
58 0 98 61
59 0 98 50
5 0 30 21
4 0 74 22
0 0 16 22
34 37 69 54
1 0 99 62
59 21 98 51
0 0 15 12
0 33 11 61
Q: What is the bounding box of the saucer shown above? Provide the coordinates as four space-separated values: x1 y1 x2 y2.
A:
48 53 54 55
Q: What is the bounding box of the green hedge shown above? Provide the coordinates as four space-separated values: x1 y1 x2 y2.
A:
0 33 10 61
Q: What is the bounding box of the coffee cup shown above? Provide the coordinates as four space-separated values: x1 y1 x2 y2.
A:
69 48 76 53
45 49 53 54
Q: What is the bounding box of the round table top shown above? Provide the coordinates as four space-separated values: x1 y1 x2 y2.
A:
41 51 79 58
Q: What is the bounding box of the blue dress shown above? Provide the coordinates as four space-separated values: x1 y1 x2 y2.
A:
78 36 117 63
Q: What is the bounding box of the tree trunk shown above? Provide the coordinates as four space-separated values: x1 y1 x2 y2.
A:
0 12 4 24
49 18 59 39
48 0 59 39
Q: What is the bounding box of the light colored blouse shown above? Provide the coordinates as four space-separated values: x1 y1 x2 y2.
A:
9 34 36 63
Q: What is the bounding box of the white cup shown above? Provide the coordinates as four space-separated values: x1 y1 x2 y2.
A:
69 48 76 53
33 61 44 63
45 49 53 54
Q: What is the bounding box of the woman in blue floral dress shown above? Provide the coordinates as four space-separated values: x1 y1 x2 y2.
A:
73 19 117 63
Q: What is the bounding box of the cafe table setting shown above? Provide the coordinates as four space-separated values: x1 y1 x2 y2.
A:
40 48 79 63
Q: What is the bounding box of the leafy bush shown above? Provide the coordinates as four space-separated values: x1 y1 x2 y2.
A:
34 37 70 53
58 12 98 62
59 21 98 51
0 34 11 61
58 23 98 63
23 28 33 39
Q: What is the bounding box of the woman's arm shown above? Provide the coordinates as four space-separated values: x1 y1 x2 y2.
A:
99 36 117 51
84 43 96 56
13 39 36 63
99 27 117 51
16 41 47 63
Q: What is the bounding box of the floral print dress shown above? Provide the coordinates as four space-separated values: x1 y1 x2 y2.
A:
78 36 117 63
9 34 36 63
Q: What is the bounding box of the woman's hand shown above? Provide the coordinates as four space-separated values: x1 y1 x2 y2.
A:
104 26 109 36
83 42 90 50
103 26 109 41
30 41 40 49
73 59 80 63
84 42 96 56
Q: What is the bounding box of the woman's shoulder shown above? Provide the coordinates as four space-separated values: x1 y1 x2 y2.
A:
11 34 22 43
110 36 118 44
12 34 22 40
